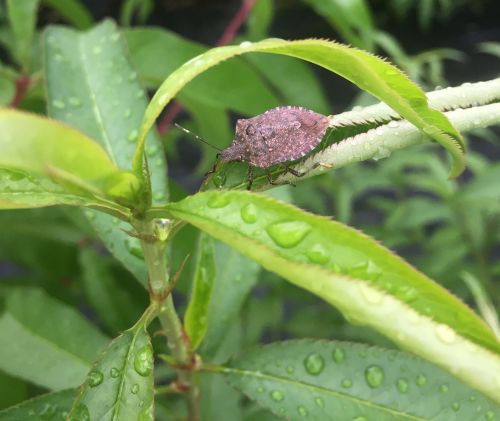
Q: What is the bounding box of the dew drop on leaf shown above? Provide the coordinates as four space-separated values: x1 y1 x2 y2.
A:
396 378 409 393
452 402 460 412
240 203 258 224
364 365 384 388
303 352 325 375
131 383 140 394
212 172 226 188
207 194 230 209
286 365 295 374
127 129 139 143
341 378 352 388
124 109 132 119
70 403 90 421
435 324 456 344
485 410 495 420
110 367 120 378
88 370 104 387
256 386 264 393
353 417 368 421
416 374 427 386
134 345 153 377
332 347 345 363
52 100 65 109
39 403 56 419
440 384 449 394
306 243 329 264
270 390 284 402
68 97 81 107
297 406 308 416
266 221 311 248
314 397 325 408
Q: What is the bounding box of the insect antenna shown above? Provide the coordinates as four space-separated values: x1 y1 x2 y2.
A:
174 123 222 152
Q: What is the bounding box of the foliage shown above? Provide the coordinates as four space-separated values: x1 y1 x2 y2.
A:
0 1 499 420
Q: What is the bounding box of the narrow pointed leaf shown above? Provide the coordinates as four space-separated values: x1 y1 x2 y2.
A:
135 38 465 179
220 340 500 420
42 0 93 29
69 310 155 421
0 389 76 420
6 0 39 69
185 233 216 350
162 190 500 402
0 288 108 390
44 20 168 284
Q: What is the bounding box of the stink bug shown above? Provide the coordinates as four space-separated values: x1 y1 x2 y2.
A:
218 106 330 188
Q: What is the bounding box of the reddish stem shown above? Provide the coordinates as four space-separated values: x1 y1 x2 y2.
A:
9 75 30 108
156 0 257 135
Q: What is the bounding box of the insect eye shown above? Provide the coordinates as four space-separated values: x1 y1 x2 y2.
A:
246 125 256 135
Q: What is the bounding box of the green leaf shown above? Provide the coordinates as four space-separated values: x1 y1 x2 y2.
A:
0 76 15 106
185 233 216 350
135 38 465 179
45 20 168 283
124 28 280 115
6 0 39 70
200 241 260 359
0 371 27 410
220 340 500 420
79 247 147 334
42 0 93 29
69 308 155 421
0 287 108 390
0 389 76 420
162 190 500 402
303 0 376 51
246 0 274 40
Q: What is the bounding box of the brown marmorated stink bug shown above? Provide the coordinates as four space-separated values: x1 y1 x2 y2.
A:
178 106 331 189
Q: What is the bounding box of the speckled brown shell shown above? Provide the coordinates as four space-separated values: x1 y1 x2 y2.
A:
219 106 330 168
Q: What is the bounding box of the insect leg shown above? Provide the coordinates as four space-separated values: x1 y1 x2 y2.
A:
246 165 254 190
284 165 306 177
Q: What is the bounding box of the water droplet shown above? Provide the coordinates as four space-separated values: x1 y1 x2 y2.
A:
110 367 120 378
256 386 264 393
314 397 325 408
54 53 64 62
69 97 81 107
353 417 367 421
388 120 399 128
303 353 325 375
39 403 56 419
485 411 495 420
146 144 159 157
129 72 137 81
131 383 140 394
341 378 352 388
297 406 308 416
286 365 295 374
128 129 138 143
397 378 409 393
365 365 384 388
84 210 96 220
306 243 329 264
134 345 153 376
88 370 103 387
240 41 252 48
241 203 258 223
452 402 460 411
270 390 284 401
372 146 391 161
71 403 90 421
435 324 456 344
93 46 102 55
126 237 144 259
266 221 311 248
212 172 226 188
469 395 477 402
207 194 230 208
52 100 65 109
124 108 132 118
416 374 427 386
440 384 449 394
137 90 145 98
332 347 345 363
138 404 154 421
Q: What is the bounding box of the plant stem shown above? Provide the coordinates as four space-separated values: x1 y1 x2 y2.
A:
137 219 200 420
